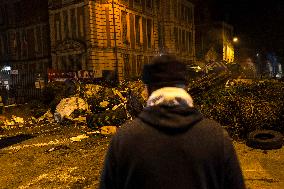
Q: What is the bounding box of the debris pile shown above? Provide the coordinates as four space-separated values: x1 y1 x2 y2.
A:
0 80 147 136
1 78 283 140
55 97 89 123
195 80 284 139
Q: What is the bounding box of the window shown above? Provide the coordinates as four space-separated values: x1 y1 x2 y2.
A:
156 0 160 11
188 32 192 53
134 0 141 5
132 55 137 77
63 10 68 39
144 56 149 65
130 13 135 48
173 2 177 18
61 56 67 71
181 5 184 20
142 18 147 49
137 55 143 76
37 26 42 54
174 27 178 50
21 31 28 57
188 7 193 22
56 21 60 41
158 22 163 49
182 30 185 50
185 7 188 21
121 11 128 44
146 0 152 9
178 28 182 50
0 6 4 25
186 31 189 52
0 35 3 56
135 15 141 45
34 28 39 52
149 56 154 63
71 9 77 38
78 6 85 37
123 54 130 78
27 28 35 58
147 19 152 48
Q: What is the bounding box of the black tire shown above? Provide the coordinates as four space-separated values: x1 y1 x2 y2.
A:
247 130 283 150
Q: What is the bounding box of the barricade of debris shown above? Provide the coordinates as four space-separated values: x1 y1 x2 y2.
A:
0 80 145 135
194 79 284 139
2 77 283 140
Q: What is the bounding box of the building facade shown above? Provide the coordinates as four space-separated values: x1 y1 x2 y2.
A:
0 0 50 103
48 0 195 80
49 0 159 80
196 21 235 64
0 0 50 73
157 0 195 64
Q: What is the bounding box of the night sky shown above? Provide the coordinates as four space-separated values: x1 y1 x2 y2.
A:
208 0 284 56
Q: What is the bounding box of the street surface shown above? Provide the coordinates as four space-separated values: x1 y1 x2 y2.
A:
0 125 283 189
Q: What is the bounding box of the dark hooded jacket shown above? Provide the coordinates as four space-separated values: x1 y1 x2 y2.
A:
99 105 245 189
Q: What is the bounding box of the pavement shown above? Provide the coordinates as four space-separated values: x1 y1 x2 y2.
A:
234 142 284 189
0 125 283 189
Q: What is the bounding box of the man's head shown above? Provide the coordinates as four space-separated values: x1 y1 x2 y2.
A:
142 55 187 95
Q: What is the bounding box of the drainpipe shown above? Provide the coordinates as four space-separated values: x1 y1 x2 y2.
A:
112 0 119 83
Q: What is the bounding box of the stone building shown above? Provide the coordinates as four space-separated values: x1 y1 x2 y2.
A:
0 0 50 74
0 0 50 103
48 0 195 80
157 0 195 64
196 21 235 64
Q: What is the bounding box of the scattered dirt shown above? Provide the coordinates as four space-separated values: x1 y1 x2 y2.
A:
234 141 284 189
0 125 283 189
0 125 110 189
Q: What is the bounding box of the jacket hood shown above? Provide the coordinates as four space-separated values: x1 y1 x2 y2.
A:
138 105 203 133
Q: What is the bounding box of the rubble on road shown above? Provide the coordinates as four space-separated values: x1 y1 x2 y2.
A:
100 126 117 135
12 116 24 124
195 80 284 139
55 97 89 122
70 134 89 142
37 110 54 123
82 84 103 99
0 81 147 134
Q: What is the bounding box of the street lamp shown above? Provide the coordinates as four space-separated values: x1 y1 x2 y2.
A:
233 37 238 43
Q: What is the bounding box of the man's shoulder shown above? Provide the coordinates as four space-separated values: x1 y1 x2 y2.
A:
116 118 145 136
120 118 143 128
193 117 228 138
198 118 222 128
